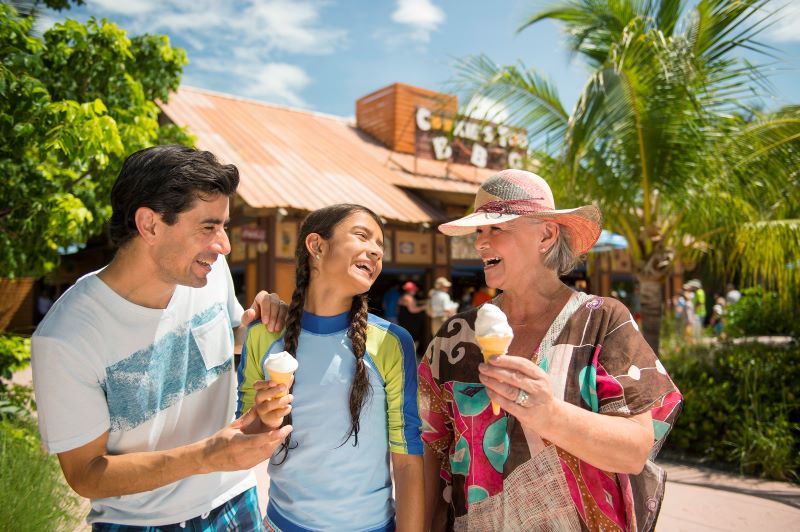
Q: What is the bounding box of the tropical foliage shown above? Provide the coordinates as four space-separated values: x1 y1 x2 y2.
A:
0 3 191 279
725 287 800 339
0 334 30 381
454 0 800 350
662 341 800 481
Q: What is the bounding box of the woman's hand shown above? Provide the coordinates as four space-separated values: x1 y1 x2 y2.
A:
478 354 556 433
480 354 655 474
253 379 293 429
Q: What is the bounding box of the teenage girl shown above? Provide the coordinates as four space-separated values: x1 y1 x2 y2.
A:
237 204 423 531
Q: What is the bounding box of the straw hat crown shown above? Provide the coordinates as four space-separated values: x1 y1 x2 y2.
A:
438 169 602 255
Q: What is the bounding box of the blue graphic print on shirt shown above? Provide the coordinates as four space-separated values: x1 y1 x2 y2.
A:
104 303 231 432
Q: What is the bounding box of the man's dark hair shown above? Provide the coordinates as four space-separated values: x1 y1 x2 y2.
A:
108 144 239 248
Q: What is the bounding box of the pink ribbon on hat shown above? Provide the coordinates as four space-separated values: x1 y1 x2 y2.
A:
477 198 549 216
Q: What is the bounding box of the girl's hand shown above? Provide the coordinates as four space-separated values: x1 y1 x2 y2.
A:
253 379 293 429
478 354 556 433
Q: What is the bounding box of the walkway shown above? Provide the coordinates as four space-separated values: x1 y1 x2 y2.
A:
659 462 800 530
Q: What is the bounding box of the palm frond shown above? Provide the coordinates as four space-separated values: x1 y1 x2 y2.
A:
518 0 644 66
729 219 800 306
450 54 569 152
713 106 800 202
655 0 688 36
684 0 776 62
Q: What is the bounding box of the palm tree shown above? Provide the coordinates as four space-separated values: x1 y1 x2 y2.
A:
6 0 82 16
454 0 800 351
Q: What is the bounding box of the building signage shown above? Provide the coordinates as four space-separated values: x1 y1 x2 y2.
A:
415 106 527 170
240 225 267 243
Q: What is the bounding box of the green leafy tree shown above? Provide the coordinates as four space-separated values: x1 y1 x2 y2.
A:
455 0 800 350
0 4 191 279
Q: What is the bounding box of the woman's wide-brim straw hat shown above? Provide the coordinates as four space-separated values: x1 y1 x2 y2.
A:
438 169 602 255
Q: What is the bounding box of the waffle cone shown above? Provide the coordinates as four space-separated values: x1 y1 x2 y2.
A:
266 370 294 398
475 335 513 415
476 335 513 357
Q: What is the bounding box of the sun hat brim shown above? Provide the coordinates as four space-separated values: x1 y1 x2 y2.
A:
438 204 603 255
438 212 522 236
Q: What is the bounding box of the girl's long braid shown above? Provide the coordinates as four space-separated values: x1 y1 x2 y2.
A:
342 292 372 446
272 251 309 465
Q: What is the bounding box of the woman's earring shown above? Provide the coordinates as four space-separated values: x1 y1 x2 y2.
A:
315 254 321 260
540 248 546 253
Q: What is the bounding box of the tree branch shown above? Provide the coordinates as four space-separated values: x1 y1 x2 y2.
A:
70 166 93 190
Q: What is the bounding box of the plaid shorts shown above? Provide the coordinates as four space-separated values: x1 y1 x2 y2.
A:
92 487 265 532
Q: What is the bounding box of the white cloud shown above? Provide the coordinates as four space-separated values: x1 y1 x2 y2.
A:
763 2 800 43
391 0 445 43
246 0 347 54
156 8 224 33
140 1 345 55
86 0 160 16
195 57 311 108
242 63 311 107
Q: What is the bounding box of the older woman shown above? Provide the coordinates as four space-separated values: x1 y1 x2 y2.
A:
419 170 682 531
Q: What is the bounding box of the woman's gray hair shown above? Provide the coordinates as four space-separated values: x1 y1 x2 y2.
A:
541 224 583 276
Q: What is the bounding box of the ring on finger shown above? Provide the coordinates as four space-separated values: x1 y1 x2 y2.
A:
514 388 530 407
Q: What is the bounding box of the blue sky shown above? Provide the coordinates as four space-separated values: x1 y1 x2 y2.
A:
42 0 800 118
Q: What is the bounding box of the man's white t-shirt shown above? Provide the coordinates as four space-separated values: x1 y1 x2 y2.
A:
31 257 254 526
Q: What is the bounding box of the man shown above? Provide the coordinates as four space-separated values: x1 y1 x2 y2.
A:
427 276 457 336
32 145 289 529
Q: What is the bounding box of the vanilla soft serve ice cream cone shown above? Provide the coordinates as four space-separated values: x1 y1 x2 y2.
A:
263 351 299 397
475 303 514 415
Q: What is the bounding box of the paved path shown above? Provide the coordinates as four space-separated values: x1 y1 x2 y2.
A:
659 462 800 531
12 366 800 529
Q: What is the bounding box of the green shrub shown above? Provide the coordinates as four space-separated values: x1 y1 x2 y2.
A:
0 417 81 531
663 342 800 481
0 334 31 381
0 383 36 422
725 288 800 338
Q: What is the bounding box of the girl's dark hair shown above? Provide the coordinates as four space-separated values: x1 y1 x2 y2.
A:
274 204 384 464
108 144 239 248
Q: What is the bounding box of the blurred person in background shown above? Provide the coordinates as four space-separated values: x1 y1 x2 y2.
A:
710 295 727 338
398 280 427 360
725 283 742 305
458 286 476 313
428 276 457 336
471 284 495 307
684 279 706 340
382 282 402 324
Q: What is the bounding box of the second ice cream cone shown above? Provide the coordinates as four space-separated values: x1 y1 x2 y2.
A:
263 351 299 398
266 370 294 398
